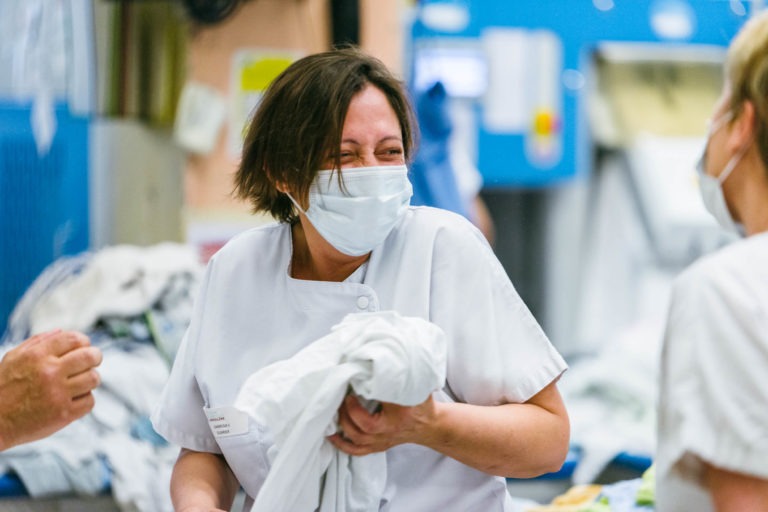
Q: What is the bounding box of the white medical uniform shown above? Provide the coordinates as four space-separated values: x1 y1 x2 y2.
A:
151 206 567 512
656 232 768 512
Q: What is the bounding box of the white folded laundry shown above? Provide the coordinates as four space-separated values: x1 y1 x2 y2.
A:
28 243 201 334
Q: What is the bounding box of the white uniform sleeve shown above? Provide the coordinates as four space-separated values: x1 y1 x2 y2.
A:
151 264 221 453
661 264 768 480
429 218 567 405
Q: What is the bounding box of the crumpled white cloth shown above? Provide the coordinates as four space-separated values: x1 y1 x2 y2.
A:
234 311 447 512
561 320 660 484
2 252 92 344
28 243 202 335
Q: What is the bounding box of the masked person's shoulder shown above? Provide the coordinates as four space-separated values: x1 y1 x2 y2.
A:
406 205 476 233
405 206 492 256
674 233 768 302
208 221 288 266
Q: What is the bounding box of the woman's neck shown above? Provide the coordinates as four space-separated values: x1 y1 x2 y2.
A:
734 154 768 236
290 221 369 282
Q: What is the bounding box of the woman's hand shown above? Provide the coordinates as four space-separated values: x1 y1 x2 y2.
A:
328 381 569 478
327 394 438 456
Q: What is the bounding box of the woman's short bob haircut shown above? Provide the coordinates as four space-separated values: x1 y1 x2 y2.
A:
725 9 768 172
234 47 417 223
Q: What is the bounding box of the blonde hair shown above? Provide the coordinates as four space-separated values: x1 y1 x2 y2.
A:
726 10 768 171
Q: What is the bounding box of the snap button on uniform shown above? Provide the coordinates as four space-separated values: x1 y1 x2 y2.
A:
356 296 370 309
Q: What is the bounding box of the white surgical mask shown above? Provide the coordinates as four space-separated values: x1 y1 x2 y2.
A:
696 111 745 236
287 165 413 256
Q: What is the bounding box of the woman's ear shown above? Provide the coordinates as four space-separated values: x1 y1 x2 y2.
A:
728 101 756 152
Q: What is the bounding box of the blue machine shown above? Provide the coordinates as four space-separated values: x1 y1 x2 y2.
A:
409 0 748 188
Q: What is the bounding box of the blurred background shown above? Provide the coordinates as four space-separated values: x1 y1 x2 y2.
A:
0 0 762 510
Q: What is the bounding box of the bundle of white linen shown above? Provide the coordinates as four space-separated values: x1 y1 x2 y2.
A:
28 243 202 334
234 310 447 512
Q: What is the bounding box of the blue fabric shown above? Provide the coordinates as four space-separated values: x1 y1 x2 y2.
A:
409 81 469 218
0 472 26 497
6 452 108 498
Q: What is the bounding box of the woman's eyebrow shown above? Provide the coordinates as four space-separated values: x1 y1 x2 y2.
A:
378 136 403 144
340 135 403 145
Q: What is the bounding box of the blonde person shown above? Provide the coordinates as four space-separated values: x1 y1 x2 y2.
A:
152 48 569 511
656 11 768 512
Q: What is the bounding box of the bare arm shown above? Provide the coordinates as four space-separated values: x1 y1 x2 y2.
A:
171 448 240 512
0 330 102 451
704 463 768 512
330 380 569 478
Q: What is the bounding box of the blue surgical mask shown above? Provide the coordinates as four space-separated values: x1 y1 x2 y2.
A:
696 111 745 236
287 165 413 256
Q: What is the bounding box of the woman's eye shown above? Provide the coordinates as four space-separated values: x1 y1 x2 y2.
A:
381 148 404 159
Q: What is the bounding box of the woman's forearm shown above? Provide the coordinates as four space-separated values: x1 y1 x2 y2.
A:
421 382 570 478
705 464 768 512
171 448 239 512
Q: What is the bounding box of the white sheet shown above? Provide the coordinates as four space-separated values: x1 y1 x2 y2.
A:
233 311 447 512
28 243 201 335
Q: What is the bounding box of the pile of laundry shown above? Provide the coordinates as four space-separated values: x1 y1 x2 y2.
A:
559 319 661 485
0 243 204 512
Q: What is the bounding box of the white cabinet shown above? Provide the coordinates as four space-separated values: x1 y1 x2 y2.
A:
90 119 184 248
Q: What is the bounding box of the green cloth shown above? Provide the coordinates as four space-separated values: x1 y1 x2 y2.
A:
635 464 656 506
579 496 611 512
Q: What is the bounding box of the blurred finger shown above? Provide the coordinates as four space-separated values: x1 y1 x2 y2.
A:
328 432 375 456
60 346 103 377
67 368 101 398
70 391 96 419
23 329 62 348
46 331 91 356
343 395 370 428
327 432 354 451
345 395 382 434
337 401 364 438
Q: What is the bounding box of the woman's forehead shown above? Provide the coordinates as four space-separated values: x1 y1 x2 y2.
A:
340 85 402 142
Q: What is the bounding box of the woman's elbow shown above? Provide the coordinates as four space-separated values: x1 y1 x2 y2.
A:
517 411 571 478
537 437 570 476
542 412 571 474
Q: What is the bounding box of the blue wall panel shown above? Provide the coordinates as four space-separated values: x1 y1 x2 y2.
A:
0 102 89 336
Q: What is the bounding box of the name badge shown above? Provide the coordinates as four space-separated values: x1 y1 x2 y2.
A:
204 406 249 438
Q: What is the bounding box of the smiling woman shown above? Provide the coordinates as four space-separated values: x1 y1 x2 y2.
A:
151 47 570 512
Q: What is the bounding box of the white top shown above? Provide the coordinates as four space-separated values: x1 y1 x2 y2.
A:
151 206 567 512
656 232 768 512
